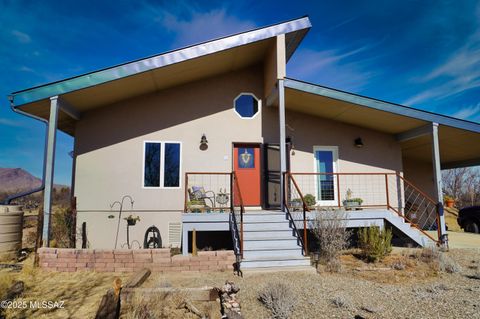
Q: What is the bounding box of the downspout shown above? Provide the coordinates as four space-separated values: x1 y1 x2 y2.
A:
2 95 49 204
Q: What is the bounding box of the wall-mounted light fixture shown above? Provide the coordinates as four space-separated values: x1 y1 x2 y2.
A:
199 133 208 150
354 137 364 148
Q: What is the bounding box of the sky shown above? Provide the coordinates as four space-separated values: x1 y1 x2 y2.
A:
0 0 479 185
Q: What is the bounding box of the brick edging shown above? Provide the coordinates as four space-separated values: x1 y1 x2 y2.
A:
38 248 235 273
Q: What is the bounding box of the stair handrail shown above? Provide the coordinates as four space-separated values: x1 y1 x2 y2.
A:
387 173 441 244
231 171 244 258
285 172 309 255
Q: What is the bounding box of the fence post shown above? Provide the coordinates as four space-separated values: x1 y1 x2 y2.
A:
337 174 341 208
70 196 77 248
184 173 188 212
385 174 390 210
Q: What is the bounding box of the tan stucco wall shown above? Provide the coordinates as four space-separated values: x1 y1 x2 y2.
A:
76 211 180 249
74 65 265 248
402 157 436 200
285 110 404 205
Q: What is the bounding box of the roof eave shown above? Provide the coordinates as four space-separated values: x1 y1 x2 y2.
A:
11 16 312 107
284 78 480 134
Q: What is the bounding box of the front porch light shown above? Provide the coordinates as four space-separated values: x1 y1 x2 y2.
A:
200 134 208 150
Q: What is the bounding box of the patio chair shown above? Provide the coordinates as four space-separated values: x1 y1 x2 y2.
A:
188 186 215 212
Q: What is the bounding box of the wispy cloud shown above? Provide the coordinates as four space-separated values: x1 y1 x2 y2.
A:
403 4 480 106
11 30 31 43
288 42 383 92
151 8 256 46
0 118 24 127
451 103 480 121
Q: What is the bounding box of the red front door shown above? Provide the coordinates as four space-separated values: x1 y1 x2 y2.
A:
233 144 261 206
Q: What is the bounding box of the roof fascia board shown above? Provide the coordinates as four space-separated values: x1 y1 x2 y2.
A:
12 17 311 107
284 78 480 134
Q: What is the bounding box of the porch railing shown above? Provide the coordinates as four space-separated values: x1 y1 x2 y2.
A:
184 172 244 258
286 172 441 245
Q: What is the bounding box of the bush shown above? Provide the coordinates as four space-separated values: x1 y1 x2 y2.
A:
439 254 462 273
258 281 297 319
310 209 350 271
303 194 316 207
358 227 392 262
50 206 75 248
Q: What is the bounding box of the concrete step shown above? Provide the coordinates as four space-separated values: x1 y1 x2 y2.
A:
243 248 304 260
243 238 300 250
242 256 311 269
243 214 287 223
243 222 292 231
243 231 296 240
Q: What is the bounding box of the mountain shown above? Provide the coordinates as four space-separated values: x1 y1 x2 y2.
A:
0 168 68 194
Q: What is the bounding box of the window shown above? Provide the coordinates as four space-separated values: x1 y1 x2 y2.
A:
143 141 181 188
234 93 260 118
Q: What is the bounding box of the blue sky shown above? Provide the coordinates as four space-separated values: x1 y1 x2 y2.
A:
0 0 479 185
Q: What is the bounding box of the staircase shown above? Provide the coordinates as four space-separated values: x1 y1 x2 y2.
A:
384 210 436 247
241 210 311 269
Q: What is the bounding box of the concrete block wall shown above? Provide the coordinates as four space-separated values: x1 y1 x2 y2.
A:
38 248 235 273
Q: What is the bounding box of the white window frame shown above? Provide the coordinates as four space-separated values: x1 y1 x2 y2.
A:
233 92 262 119
142 140 182 189
313 146 339 206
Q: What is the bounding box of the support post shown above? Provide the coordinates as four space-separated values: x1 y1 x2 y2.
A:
431 123 448 247
279 79 287 211
42 96 59 247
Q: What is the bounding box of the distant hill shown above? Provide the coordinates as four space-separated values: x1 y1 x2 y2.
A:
0 168 68 194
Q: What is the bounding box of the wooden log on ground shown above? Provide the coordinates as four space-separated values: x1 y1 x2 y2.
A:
121 287 217 303
95 287 121 319
123 268 151 288
95 268 151 319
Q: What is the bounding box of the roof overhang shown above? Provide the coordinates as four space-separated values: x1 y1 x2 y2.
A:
284 78 480 169
10 16 312 136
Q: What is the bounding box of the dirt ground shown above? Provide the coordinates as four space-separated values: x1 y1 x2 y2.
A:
2 247 478 319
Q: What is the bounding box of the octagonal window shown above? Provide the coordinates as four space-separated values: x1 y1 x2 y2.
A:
234 93 260 119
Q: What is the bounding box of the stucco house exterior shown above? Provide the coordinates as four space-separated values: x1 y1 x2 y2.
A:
9 17 480 268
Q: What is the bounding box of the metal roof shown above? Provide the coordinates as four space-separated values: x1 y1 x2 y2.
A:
10 16 311 107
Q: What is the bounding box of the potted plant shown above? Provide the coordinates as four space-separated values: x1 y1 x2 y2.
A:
187 200 205 213
124 214 140 226
343 189 363 210
444 195 455 208
304 194 316 207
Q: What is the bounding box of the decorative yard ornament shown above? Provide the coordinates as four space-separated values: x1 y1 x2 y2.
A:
240 149 252 166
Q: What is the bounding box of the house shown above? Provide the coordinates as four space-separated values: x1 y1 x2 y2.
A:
9 17 480 268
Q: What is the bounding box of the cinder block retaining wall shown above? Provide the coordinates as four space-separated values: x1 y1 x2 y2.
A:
38 248 235 273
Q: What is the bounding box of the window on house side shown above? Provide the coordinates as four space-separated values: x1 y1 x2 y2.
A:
234 93 259 118
144 142 161 187
143 142 181 188
164 143 181 187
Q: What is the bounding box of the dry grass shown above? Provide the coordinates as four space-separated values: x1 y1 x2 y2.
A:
258 281 298 319
1 256 128 319
0 248 478 318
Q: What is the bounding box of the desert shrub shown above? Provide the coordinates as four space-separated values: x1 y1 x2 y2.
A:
416 247 462 273
258 281 297 319
331 295 350 308
391 259 406 270
50 206 75 248
310 209 351 271
358 227 392 262
125 290 188 319
438 254 462 273
303 194 316 207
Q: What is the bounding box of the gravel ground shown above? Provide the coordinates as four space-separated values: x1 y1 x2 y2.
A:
145 248 480 319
